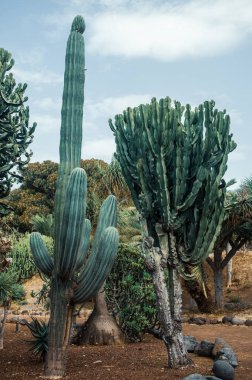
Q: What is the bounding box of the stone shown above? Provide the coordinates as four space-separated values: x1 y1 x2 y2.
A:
182 374 206 380
209 319 219 324
189 317 206 325
184 335 198 353
195 340 214 357
216 347 238 367
245 319 252 326
212 338 231 357
222 316 233 324
212 360 234 380
205 377 223 380
231 317 245 325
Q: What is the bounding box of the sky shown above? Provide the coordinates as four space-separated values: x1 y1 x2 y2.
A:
1 0 252 187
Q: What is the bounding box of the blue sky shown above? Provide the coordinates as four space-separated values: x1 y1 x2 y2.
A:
1 0 252 187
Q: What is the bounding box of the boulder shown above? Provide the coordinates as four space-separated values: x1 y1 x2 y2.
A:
188 317 207 325
212 338 231 357
216 347 238 367
222 316 233 324
182 374 206 380
184 335 198 353
212 360 234 380
195 340 214 357
245 319 252 326
231 317 245 325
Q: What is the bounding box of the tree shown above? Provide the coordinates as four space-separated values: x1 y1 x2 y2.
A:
110 97 235 367
0 48 36 215
207 176 252 308
2 158 127 232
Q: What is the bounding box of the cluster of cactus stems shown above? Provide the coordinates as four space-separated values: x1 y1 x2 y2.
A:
0 48 36 214
30 16 119 378
110 97 236 367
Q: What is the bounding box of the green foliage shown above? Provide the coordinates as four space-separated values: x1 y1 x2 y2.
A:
1 158 130 232
31 214 53 237
106 243 157 342
24 317 48 361
110 97 236 276
0 48 36 215
9 233 53 280
0 272 25 303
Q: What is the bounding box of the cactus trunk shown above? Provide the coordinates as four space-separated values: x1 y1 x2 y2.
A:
45 278 69 377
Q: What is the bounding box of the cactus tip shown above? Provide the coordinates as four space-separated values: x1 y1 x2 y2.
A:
71 15 85 34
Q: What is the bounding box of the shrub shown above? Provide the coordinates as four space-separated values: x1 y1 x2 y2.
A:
9 233 53 280
106 243 157 342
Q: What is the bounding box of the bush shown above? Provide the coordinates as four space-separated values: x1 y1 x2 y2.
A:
105 243 157 342
9 233 54 280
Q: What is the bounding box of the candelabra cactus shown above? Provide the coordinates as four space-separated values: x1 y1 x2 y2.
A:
30 16 119 378
109 97 236 367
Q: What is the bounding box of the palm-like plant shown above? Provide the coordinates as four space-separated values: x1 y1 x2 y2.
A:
207 175 252 308
24 317 48 361
0 272 25 348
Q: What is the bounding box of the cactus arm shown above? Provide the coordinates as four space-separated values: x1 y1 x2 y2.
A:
73 227 119 303
91 195 117 255
58 167 87 279
30 232 53 277
75 218 91 270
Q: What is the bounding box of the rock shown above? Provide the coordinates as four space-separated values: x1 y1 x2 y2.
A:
209 319 219 324
184 335 198 353
205 377 223 380
212 338 231 356
195 340 214 357
188 317 206 325
182 374 206 380
216 347 238 367
231 317 245 325
222 316 233 324
7 316 20 324
21 310 29 315
212 360 234 380
245 319 252 326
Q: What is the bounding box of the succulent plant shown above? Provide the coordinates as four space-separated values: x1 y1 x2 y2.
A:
30 15 119 378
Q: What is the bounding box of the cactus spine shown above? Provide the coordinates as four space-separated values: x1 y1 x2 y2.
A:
30 16 119 378
110 97 236 367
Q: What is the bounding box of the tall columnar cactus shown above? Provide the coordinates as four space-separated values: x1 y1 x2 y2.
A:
109 97 236 367
30 16 119 378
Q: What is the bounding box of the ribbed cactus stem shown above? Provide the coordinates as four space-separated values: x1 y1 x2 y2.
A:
54 15 85 266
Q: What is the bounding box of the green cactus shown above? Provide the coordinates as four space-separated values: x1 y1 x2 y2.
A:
110 97 236 367
30 16 119 378
0 48 36 215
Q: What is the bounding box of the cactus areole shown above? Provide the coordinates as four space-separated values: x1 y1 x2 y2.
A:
30 16 119 378
110 97 236 368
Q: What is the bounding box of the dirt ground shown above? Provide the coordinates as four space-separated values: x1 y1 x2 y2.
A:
0 322 252 380
1 250 251 379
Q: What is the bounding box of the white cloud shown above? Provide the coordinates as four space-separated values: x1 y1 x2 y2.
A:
13 67 63 86
85 93 151 120
32 97 61 112
87 0 252 60
32 114 60 134
83 138 116 162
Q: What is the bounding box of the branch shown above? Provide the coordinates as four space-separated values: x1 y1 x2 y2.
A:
221 238 247 269
206 257 215 271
